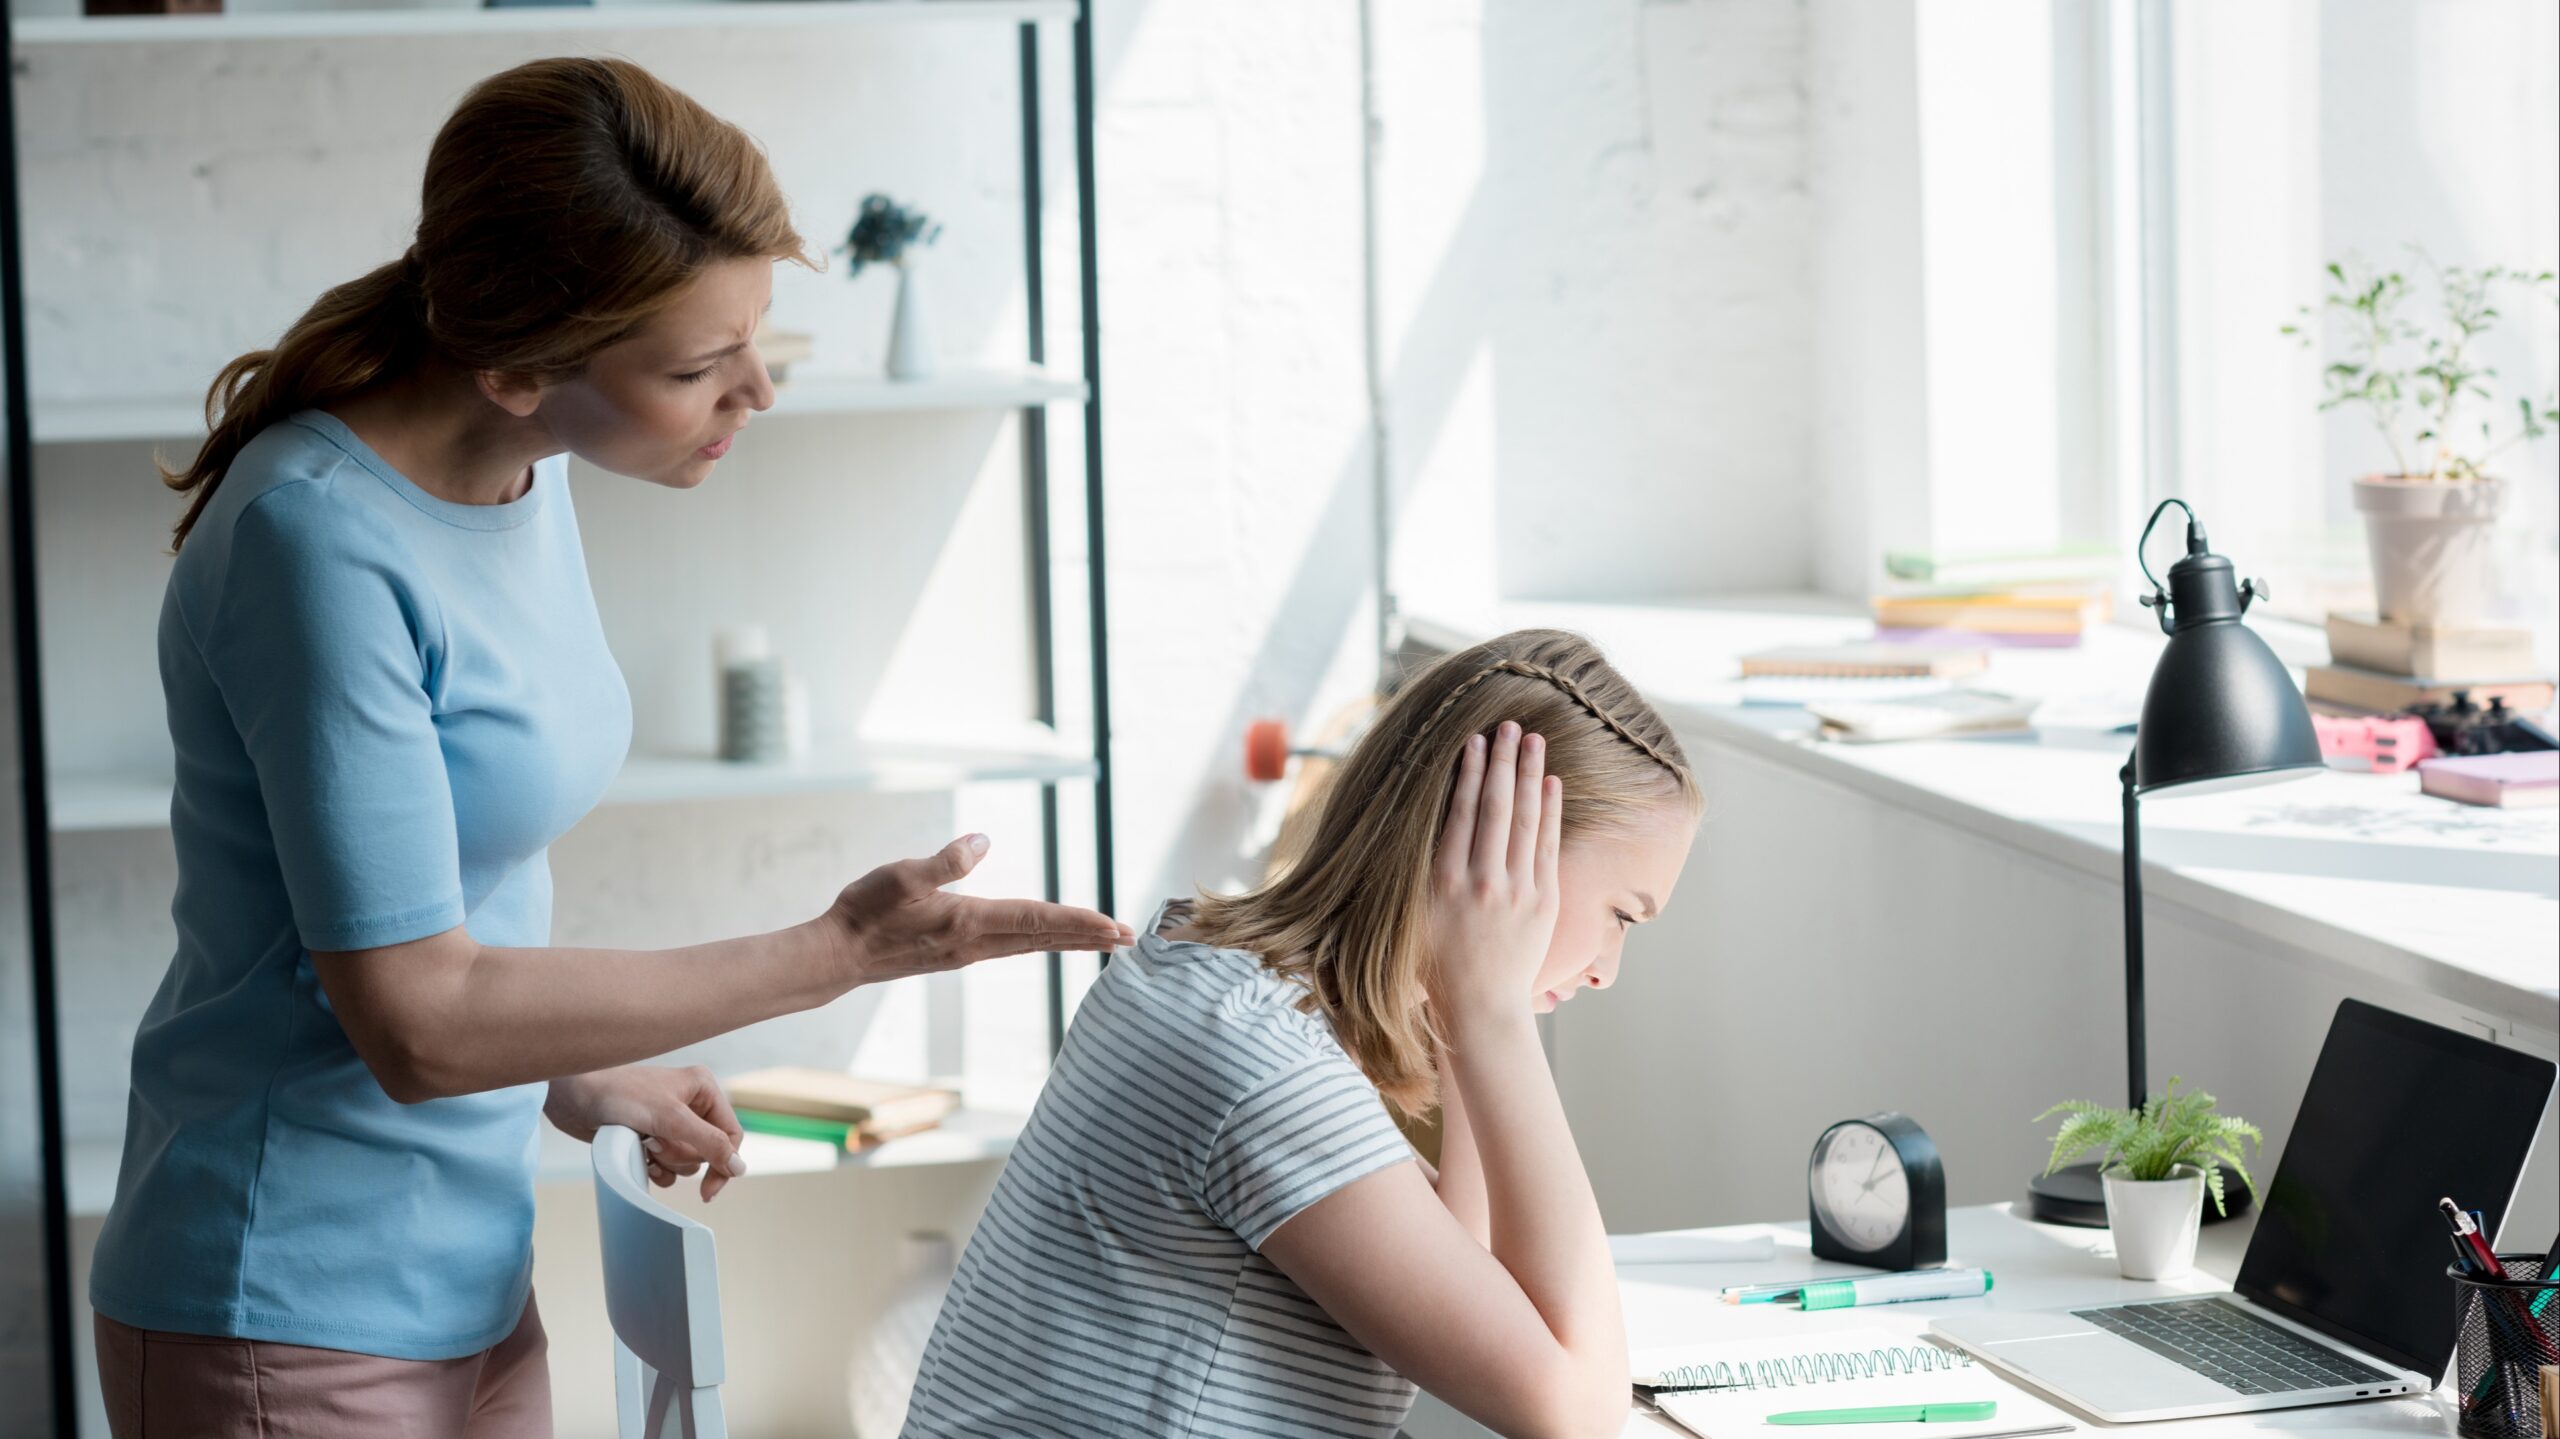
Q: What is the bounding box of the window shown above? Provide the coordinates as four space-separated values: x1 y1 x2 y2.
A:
2129 0 2558 655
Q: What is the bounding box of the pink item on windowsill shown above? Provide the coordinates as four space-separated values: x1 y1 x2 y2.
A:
2415 751 2560 808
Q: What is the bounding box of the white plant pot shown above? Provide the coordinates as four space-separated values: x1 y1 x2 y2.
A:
2103 1165 2206 1281
886 258 936 380
2352 475 2505 627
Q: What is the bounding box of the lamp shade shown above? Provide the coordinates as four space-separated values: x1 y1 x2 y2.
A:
2132 547 2324 795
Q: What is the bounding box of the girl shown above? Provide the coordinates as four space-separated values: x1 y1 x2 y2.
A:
903 629 1701 1439
87 57 1125 1437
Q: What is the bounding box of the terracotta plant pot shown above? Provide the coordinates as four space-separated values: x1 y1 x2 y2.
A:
2103 1165 2205 1281
2351 475 2505 627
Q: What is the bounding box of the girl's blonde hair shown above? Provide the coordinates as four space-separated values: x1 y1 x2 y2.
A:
163 57 818 549
1190 629 1701 1117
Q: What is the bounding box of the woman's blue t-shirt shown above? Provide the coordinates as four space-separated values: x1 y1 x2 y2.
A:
88 410 632 1360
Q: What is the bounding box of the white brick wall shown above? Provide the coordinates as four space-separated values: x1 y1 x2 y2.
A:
0 1 1823 1428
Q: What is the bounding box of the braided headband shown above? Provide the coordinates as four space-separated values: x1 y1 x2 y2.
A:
1401 658 1683 776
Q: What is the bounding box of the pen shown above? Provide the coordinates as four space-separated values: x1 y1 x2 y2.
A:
2442 1197 2560 1368
2443 1198 2503 1275
2534 1229 2560 1318
1720 1268 1994 1308
1795 1269 1994 1311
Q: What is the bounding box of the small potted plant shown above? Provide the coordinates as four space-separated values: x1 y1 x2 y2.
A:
2284 256 2558 626
2037 1079 2261 1281
841 193 944 380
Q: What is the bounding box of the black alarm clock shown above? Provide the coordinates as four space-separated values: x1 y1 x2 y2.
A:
1808 1112 1946 1271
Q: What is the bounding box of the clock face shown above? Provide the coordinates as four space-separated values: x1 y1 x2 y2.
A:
1810 1122 1910 1252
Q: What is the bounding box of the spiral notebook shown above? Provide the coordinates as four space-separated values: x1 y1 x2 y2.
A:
1634 1329 2074 1438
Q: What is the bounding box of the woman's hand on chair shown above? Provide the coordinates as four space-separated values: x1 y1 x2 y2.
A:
545 1065 748 1201
822 833 1135 986
1424 721 1562 1031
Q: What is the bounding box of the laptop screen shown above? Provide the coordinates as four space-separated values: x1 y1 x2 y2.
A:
2236 999 2555 1377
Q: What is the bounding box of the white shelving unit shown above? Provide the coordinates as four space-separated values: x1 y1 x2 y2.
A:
11 0 1075 48
31 366 1089 445
64 1107 1028 1217
49 736 1098 832
6 7 1113 1427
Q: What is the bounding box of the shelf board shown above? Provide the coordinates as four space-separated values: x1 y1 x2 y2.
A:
30 366 1088 445
49 736 1096 832
66 1107 1023 1218
12 0 1075 47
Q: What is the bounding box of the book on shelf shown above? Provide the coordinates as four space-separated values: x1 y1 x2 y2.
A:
725 1068 960 1145
2301 663 2555 717
2322 611 2539 680
1880 543 2118 588
2416 751 2559 809
1740 643 1988 680
1874 625 2082 648
734 1108 949 1153
1805 688 2041 743
1870 590 2110 636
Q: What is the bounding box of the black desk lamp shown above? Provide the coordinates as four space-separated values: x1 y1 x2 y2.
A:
2025 499 2326 1228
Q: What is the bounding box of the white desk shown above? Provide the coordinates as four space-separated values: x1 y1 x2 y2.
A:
1404 1205 2462 1439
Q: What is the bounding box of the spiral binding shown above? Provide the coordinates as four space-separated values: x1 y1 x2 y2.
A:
1651 1344 1971 1390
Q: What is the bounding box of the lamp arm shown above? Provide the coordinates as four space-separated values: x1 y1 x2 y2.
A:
2122 756 2147 1113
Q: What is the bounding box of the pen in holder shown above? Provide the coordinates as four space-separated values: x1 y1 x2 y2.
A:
2448 1256 2558 1439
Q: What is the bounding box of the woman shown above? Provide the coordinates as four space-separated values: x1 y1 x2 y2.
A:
85 57 1127 1437
902 630 1701 1439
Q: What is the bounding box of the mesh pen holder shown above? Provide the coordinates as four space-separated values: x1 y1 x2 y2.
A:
2449 1257 2559 1439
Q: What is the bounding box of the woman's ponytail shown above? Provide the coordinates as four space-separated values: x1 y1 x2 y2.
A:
163 254 428 550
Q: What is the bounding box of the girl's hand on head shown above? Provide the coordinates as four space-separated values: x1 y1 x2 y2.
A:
1425 721 1563 1030
823 834 1136 986
545 1064 748 1202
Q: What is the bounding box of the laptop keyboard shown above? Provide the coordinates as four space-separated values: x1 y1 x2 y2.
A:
2071 1298 2390 1395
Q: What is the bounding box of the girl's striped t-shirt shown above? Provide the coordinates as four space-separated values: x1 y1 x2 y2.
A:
901 904 1421 1437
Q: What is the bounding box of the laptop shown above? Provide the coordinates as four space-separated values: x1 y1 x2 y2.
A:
1932 999 2556 1422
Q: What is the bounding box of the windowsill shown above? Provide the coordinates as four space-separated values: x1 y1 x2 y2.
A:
1404 594 2558 1037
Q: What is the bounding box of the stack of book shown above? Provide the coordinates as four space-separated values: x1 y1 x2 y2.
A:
2303 613 2554 717
1873 547 2116 647
726 1067 961 1153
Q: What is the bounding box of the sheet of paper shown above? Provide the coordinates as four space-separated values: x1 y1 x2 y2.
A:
1636 1328 2076 1439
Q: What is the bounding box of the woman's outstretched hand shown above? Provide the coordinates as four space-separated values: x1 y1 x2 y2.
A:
1426 721 1562 1028
827 834 1134 985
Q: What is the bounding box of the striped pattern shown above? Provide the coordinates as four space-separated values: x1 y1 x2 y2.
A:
902 905 1420 1437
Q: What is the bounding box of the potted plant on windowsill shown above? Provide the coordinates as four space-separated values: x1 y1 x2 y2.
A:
2037 1079 2261 1281
2285 257 2558 626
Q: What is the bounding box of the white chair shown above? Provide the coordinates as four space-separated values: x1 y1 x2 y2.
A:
592 1125 729 1439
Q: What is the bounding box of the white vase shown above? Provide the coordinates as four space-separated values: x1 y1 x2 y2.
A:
2103 1165 2205 1281
886 258 936 380
2352 475 2505 626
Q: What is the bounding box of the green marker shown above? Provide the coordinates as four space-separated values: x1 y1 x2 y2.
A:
1767 1403 1999 1425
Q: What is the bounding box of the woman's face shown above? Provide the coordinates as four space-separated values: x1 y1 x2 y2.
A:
1532 798 1694 1014
535 256 776 489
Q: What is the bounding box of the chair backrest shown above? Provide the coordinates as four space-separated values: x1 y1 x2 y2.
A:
592 1125 729 1439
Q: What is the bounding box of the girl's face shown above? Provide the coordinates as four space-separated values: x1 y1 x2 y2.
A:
1533 799 1695 1014
535 256 777 488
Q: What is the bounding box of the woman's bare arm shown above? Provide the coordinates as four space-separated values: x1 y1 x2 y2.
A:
315 835 1128 1102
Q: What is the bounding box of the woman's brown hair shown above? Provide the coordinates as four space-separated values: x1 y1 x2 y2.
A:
1190 629 1702 1117
163 56 816 549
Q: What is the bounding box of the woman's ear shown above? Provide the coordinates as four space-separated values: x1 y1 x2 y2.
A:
476 369 545 418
